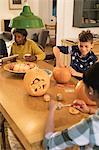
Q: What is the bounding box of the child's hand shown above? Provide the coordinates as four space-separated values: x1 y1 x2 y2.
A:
68 66 78 76
23 54 37 62
72 99 89 114
68 66 83 78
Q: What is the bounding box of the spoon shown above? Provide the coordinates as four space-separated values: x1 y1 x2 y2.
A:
56 102 72 110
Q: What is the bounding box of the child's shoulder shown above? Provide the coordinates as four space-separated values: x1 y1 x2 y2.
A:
72 45 80 52
89 50 97 58
72 45 79 49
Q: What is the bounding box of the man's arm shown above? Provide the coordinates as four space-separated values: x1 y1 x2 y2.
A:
31 41 46 60
53 46 65 67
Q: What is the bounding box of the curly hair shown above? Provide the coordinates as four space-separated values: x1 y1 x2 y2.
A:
78 30 93 44
13 29 28 37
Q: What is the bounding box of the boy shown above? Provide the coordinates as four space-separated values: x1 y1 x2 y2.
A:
44 62 99 150
53 30 97 79
10 29 45 61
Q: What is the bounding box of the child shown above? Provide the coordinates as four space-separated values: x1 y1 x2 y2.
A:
53 30 97 79
44 61 99 150
10 28 45 61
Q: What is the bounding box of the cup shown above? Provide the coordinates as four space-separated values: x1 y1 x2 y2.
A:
23 54 31 61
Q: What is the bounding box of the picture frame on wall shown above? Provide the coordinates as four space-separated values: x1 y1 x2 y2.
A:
9 0 24 10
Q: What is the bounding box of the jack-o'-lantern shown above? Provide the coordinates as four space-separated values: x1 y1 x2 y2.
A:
75 80 96 105
24 68 50 96
53 67 71 84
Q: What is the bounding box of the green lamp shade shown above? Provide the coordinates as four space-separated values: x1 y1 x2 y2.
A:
11 5 44 28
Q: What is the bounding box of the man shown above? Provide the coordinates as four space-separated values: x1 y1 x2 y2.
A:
0 39 8 58
10 29 46 61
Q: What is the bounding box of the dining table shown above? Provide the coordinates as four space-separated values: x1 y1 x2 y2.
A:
0 60 88 150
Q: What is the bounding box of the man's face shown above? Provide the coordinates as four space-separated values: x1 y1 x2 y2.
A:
78 41 93 56
14 33 25 45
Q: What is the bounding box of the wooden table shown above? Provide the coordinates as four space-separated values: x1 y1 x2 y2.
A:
0 61 88 150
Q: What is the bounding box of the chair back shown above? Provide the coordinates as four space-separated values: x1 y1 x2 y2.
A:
38 29 49 48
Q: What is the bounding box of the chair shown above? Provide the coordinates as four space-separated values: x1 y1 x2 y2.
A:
38 29 49 49
45 24 56 47
0 32 12 41
33 29 55 61
38 29 54 61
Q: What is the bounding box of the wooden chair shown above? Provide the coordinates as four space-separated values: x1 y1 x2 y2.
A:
45 24 56 47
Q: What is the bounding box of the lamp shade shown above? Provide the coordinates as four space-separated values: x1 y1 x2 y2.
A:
11 5 44 28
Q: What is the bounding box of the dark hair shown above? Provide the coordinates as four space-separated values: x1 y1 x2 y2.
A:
78 30 93 43
83 62 99 93
13 29 28 37
0 39 8 58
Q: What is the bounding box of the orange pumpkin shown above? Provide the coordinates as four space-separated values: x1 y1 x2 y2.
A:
53 67 71 84
75 80 96 105
24 68 50 96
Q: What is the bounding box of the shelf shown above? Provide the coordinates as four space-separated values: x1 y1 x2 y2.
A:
73 0 99 28
78 23 99 28
83 9 99 12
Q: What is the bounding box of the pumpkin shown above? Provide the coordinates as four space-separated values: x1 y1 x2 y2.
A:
53 67 71 84
75 80 96 105
69 107 80 115
24 68 50 96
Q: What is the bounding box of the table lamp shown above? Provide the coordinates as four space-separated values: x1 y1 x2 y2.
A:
10 0 44 28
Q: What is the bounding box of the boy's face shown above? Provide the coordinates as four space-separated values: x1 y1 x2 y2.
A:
14 33 25 45
78 41 93 56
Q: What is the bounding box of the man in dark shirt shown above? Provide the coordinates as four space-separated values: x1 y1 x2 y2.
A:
0 39 8 58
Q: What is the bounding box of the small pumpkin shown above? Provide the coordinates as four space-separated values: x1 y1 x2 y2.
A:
53 67 71 84
75 80 96 105
69 107 80 115
24 68 50 96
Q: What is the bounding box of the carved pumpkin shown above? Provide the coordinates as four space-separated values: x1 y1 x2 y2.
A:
75 80 96 105
24 68 50 96
53 67 71 84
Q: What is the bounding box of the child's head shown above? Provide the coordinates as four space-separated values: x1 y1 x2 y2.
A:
78 30 93 43
78 30 94 56
13 29 28 45
83 62 99 102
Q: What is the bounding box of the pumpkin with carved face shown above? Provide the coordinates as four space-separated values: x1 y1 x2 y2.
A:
24 68 50 96
75 80 96 105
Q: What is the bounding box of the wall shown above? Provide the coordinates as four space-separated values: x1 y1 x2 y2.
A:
57 0 99 45
1 0 98 44
0 0 55 34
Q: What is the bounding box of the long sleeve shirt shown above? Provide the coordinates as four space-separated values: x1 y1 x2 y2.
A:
10 39 46 60
44 109 99 150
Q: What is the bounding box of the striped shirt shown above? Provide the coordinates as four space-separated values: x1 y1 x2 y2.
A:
44 109 99 150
